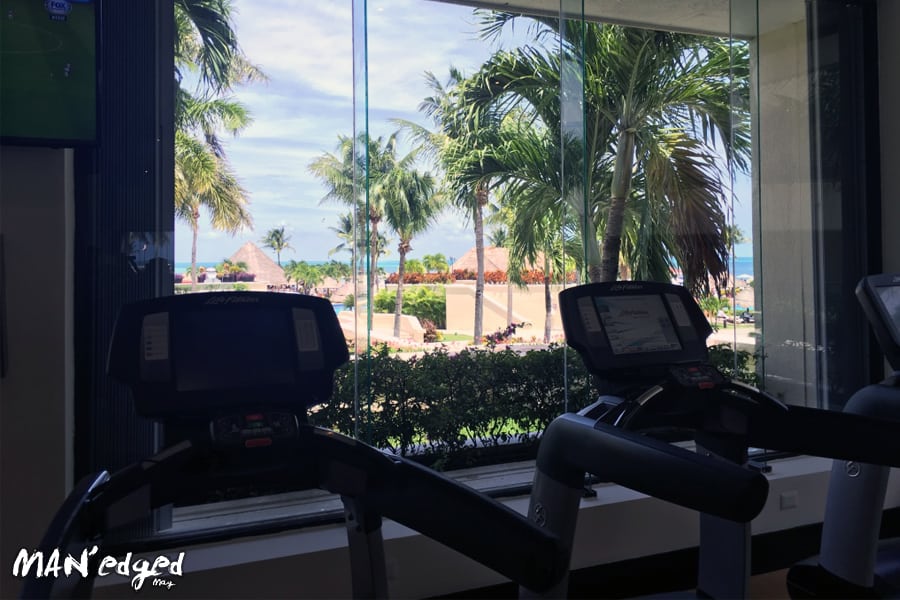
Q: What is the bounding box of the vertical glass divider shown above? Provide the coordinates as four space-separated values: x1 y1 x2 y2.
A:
560 0 587 413
351 0 369 441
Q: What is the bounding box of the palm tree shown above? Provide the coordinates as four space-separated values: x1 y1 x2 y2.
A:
328 211 370 285
261 226 293 266
382 170 441 337
506 208 571 344
215 258 249 282
175 130 252 290
471 14 749 293
174 0 266 98
174 0 266 289
309 133 417 295
423 253 449 273
396 68 507 344
284 260 325 294
491 142 572 344
320 260 353 281
488 226 517 328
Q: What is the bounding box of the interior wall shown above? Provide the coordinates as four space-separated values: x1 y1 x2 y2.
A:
879 0 900 274
0 146 74 598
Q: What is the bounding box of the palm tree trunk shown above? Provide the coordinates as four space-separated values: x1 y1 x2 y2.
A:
598 128 636 282
393 241 409 338
473 187 487 345
369 216 380 293
355 247 363 293
570 189 603 283
191 219 199 291
584 218 604 283
506 276 513 327
544 253 552 343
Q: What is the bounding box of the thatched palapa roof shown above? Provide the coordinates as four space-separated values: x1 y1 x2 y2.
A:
229 241 287 285
450 246 545 273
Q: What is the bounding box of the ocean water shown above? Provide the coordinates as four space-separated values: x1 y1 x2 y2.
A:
174 261 219 272
174 259 403 272
176 257 754 276
730 256 755 279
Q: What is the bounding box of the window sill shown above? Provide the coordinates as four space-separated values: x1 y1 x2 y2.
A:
173 458 539 525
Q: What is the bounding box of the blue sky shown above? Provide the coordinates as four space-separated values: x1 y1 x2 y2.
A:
174 0 754 265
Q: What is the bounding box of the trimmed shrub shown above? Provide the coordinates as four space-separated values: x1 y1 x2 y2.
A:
309 344 599 469
386 271 454 284
309 342 761 471
373 286 447 329
708 344 761 387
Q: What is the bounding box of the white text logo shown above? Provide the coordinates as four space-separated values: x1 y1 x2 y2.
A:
13 547 185 591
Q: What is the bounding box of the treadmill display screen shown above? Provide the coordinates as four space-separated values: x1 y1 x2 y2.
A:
559 281 712 376
174 308 297 392
594 295 683 355
875 285 900 341
108 291 352 418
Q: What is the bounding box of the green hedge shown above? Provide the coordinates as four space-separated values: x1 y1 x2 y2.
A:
309 343 760 470
309 344 596 469
708 343 761 387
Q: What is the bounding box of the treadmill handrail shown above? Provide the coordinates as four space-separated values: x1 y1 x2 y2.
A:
19 471 111 599
36 426 568 595
745 403 900 466
308 427 568 593
536 413 769 523
598 380 900 469
709 381 900 466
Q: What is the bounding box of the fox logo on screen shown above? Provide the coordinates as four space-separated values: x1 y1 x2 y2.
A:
44 0 71 20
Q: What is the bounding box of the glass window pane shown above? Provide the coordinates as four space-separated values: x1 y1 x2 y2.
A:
163 0 881 526
753 0 815 405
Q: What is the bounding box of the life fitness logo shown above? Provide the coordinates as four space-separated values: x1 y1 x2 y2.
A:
45 0 71 21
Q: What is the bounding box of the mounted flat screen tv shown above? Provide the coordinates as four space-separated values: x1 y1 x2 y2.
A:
0 0 97 145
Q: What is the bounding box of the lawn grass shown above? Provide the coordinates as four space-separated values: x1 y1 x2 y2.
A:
440 332 473 342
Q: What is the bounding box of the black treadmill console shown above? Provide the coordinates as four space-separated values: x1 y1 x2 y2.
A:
857 273 900 371
559 281 713 379
107 292 350 419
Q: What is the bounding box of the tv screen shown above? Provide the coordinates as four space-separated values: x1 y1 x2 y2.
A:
0 0 96 145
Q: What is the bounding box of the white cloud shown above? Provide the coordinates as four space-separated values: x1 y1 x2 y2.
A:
365 2 494 114
175 2 561 265
232 1 353 99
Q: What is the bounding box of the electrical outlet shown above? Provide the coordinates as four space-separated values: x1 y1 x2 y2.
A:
780 491 799 510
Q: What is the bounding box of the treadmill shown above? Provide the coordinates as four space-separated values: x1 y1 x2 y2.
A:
787 273 900 598
522 281 900 598
20 291 568 599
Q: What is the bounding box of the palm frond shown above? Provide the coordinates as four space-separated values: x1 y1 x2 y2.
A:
175 0 239 94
